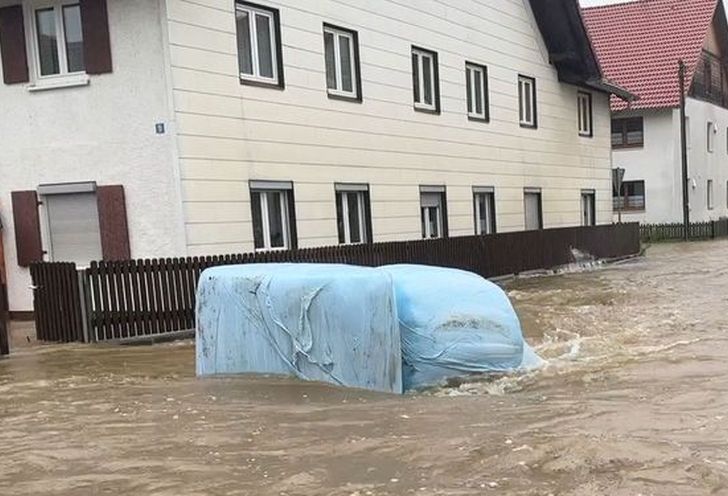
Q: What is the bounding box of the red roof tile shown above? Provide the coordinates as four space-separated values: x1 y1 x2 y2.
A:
582 0 719 111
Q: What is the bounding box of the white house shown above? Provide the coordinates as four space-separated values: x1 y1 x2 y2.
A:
0 0 630 315
583 0 728 224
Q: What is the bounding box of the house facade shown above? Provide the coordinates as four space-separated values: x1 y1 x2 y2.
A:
583 0 728 224
0 0 626 313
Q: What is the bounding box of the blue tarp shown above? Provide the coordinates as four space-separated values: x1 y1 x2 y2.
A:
196 264 403 393
196 263 541 393
381 265 543 390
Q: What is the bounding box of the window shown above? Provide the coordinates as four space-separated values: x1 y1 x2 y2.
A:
335 184 371 244
518 75 537 128
412 47 440 112
31 3 85 77
466 63 489 121
37 182 101 266
250 181 296 250
611 117 644 148
707 122 716 152
708 179 714 210
578 92 593 137
581 190 596 226
420 187 447 239
523 188 542 230
613 180 645 211
236 1 283 87
473 187 496 235
323 24 361 101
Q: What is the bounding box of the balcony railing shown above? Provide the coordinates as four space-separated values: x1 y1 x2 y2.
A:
690 51 728 109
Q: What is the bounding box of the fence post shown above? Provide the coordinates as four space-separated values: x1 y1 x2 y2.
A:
77 269 92 343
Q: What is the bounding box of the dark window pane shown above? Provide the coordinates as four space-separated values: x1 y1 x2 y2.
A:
524 82 532 123
474 69 483 115
36 8 60 76
255 13 274 78
429 207 439 238
347 193 361 243
423 55 433 105
251 192 264 249
324 32 337 90
335 192 345 243
236 10 253 75
466 67 473 114
62 5 84 72
339 35 353 93
625 117 643 145
412 53 420 103
267 192 284 248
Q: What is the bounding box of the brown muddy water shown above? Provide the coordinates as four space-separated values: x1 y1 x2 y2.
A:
2 241 728 495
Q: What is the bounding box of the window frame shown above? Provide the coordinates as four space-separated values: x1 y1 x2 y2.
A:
523 188 543 230
419 186 448 239
411 46 440 114
335 183 372 245
708 179 714 210
580 189 596 226
577 91 593 137
465 62 489 122
473 187 496 235
613 180 646 212
26 0 86 82
707 121 716 153
322 23 362 102
611 117 644 149
235 0 285 89
518 75 537 128
249 181 297 251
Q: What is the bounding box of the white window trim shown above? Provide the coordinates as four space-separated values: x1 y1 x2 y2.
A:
339 191 367 244
420 191 444 239
518 75 536 127
25 0 89 91
466 63 487 120
578 92 592 137
707 121 716 153
237 3 279 85
324 25 358 99
474 191 495 235
413 48 437 111
253 189 290 251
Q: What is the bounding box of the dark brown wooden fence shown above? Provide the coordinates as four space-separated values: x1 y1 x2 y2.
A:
29 263 84 343
32 223 641 343
640 219 728 242
0 282 8 356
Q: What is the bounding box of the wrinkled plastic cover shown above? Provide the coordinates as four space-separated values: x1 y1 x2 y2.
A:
196 264 403 394
381 265 543 390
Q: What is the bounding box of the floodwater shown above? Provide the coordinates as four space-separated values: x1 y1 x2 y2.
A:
2 241 728 495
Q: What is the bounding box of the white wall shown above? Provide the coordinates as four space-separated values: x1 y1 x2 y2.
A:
685 97 728 222
611 109 679 223
613 100 728 224
164 0 615 255
0 0 187 311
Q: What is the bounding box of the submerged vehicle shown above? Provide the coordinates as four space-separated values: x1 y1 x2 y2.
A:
196 263 540 393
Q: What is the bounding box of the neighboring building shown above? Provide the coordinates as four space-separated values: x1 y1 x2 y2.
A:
583 0 728 224
0 0 629 313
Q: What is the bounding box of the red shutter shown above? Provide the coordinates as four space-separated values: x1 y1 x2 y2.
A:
97 185 130 260
11 191 43 267
0 5 29 84
80 0 112 74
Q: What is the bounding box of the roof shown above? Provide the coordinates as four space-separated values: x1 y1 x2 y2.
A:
582 0 721 111
527 0 634 100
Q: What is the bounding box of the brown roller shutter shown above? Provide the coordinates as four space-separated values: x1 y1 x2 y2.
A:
0 5 29 84
97 185 130 260
11 191 43 267
80 0 112 74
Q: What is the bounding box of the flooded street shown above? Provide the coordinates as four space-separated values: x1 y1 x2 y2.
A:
3 241 728 495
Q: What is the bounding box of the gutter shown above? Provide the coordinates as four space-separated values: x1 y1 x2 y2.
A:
586 78 638 102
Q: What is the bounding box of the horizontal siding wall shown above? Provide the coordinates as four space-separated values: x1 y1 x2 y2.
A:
164 0 613 253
